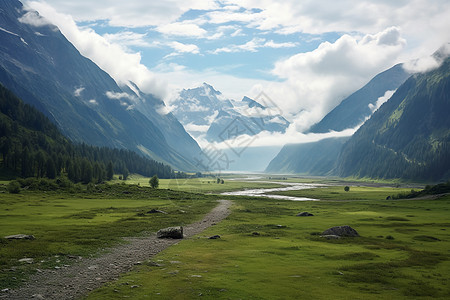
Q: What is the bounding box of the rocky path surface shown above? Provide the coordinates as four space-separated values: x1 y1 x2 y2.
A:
4 200 232 300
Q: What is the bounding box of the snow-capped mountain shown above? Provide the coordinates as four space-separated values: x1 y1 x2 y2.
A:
171 83 290 143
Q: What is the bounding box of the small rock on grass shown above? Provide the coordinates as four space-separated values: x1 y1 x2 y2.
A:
209 235 220 239
296 212 314 217
4 234 35 240
322 225 359 237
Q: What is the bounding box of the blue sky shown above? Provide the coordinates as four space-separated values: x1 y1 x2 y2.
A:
25 0 450 135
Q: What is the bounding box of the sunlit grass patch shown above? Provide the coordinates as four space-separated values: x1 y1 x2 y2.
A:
0 186 217 289
87 195 450 299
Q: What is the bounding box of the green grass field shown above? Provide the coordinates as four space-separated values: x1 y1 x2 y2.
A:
112 174 284 193
1 178 449 299
0 184 217 289
269 185 416 200
86 193 450 299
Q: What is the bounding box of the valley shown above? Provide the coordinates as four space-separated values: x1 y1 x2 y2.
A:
1 177 448 299
0 0 449 299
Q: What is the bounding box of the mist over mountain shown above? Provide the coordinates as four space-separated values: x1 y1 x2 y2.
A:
0 0 201 171
309 64 412 133
266 63 413 175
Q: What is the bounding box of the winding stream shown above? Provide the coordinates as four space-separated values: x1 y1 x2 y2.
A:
221 180 325 201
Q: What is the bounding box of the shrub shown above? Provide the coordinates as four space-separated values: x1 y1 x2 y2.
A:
7 180 21 194
344 186 350 192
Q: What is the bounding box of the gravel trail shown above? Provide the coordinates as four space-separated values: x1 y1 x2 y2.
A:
4 199 232 300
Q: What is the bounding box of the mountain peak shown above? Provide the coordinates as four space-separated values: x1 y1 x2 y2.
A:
241 96 265 109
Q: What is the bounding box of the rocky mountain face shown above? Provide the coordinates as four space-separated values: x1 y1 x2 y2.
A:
0 0 201 171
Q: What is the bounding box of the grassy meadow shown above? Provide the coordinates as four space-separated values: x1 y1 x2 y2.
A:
112 174 283 193
0 183 218 289
1 176 449 299
269 185 417 200
86 189 450 299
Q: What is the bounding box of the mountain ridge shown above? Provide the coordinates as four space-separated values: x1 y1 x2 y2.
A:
0 0 201 171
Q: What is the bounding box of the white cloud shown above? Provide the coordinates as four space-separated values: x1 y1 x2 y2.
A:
211 37 298 54
74 87 85 97
88 99 98 105
265 27 406 131
18 10 53 27
151 62 271 105
105 91 137 101
26 1 169 100
102 31 154 48
199 122 360 149
368 90 396 113
169 41 200 54
157 21 207 38
26 0 218 28
403 43 450 73
184 123 210 133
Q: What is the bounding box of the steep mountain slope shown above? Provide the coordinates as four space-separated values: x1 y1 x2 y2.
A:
0 83 175 181
266 64 412 174
171 83 290 143
265 137 350 175
0 0 200 170
309 64 411 133
336 57 450 181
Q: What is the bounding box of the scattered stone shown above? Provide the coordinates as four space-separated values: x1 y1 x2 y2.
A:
190 275 202 278
296 212 314 217
386 196 392 200
276 225 285 228
32 294 44 299
88 265 98 270
322 225 359 237
4 234 35 240
147 209 167 214
1 288 9 293
209 235 221 239
67 255 81 260
157 226 183 239
18 258 34 264
131 285 139 288
147 261 163 267
252 232 260 236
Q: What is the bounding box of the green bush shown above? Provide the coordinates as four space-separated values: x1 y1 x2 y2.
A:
7 181 21 194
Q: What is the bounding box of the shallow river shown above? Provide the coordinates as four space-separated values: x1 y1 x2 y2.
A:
221 181 325 201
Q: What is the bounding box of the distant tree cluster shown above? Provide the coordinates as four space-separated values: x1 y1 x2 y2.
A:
0 84 175 183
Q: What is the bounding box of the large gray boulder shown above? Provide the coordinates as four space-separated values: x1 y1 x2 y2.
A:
322 226 359 237
157 226 183 239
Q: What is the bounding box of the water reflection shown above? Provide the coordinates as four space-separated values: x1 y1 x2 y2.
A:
221 181 324 201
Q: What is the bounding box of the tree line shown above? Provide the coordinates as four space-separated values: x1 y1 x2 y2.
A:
0 84 176 183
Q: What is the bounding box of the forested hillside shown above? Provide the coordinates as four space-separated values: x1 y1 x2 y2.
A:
0 84 175 182
0 0 201 171
336 58 450 181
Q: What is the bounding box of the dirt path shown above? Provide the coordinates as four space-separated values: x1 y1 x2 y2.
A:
4 199 232 300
